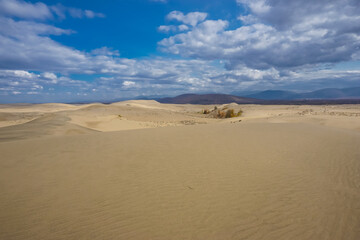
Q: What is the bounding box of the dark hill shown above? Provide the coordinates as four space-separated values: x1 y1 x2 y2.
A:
246 87 360 100
246 90 297 100
299 87 360 99
157 93 360 105
157 94 260 104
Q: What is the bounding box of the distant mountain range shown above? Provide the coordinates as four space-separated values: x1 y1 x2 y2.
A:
245 87 360 100
157 87 360 105
157 94 259 104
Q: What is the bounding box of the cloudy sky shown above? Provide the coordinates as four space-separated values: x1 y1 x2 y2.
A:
0 0 360 103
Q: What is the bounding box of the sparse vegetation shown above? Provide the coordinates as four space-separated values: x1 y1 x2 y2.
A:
201 106 243 118
217 110 226 118
225 109 234 118
202 109 210 114
236 109 243 117
118 114 122 118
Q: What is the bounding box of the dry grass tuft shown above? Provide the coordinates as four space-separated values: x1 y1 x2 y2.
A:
202 109 210 114
202 107 243 119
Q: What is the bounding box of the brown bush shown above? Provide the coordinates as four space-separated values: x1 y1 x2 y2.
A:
202 109 210 114
225 109 234 118
203 107 243 119
217 110 226 118
224 109 243 118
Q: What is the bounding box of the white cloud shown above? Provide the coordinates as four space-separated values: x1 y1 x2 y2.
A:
90 47 120 56
167 11 208 27
159 0 360 70
1 0 360 102
237 14 258 25
158 24 189 33
237 0 270 14
0 0 104 20
12 70 36 78
0 70 65 97
158 11 207 35
158 19 229 56
178 24 189 31
122 81 135 87
42 72 57 80
66 7 105 19
84 10 105 18
158 25 177 33
0 0 52 20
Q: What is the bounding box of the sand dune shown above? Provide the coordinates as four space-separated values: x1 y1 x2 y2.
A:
0 101 360 239
0 113 97 142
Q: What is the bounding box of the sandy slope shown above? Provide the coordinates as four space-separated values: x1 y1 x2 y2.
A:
0 101 360 239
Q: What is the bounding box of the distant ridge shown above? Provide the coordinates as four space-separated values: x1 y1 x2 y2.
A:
245 90 299 100
157 94 260 104
245 87 360 100
157 87 360 105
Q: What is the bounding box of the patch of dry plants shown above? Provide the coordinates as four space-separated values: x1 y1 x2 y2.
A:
202 106 243 118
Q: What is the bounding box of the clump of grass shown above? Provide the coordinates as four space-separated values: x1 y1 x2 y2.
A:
118 114 122 118
205 108 243 118
202 109 210 114
225 109 243 118
225 109 234 118
200 105 243 119
217 110 226 118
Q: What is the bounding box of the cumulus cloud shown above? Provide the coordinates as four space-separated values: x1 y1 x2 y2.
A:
158 25 177 33
0 0 104 20
0 17 87 72
0 1 105 75
0 0 52 20
2 59 360 102
167 11 208 27
122 81 135 87
237 0 270 15
1 0 360 102
158 24 189 33
42 72 57 80
237 0 360 30
90 47 120 56
159 19 229 56
159 0 360 70
63 7 105 19
158 11 207 34
0 70 64 96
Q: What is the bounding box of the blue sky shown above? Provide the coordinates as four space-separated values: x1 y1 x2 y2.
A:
0 0 360 103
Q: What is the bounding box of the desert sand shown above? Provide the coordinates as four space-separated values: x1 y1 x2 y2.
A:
0 101 360 239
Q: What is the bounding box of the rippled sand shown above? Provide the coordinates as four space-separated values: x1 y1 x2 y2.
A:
0 101 359 239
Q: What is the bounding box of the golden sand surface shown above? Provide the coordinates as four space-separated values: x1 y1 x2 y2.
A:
0 101 359 239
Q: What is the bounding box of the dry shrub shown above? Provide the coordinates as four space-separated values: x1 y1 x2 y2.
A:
217 110 226 118
202 109 210 114
223 109 243 118
203 107 243 119
225 109 234 118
